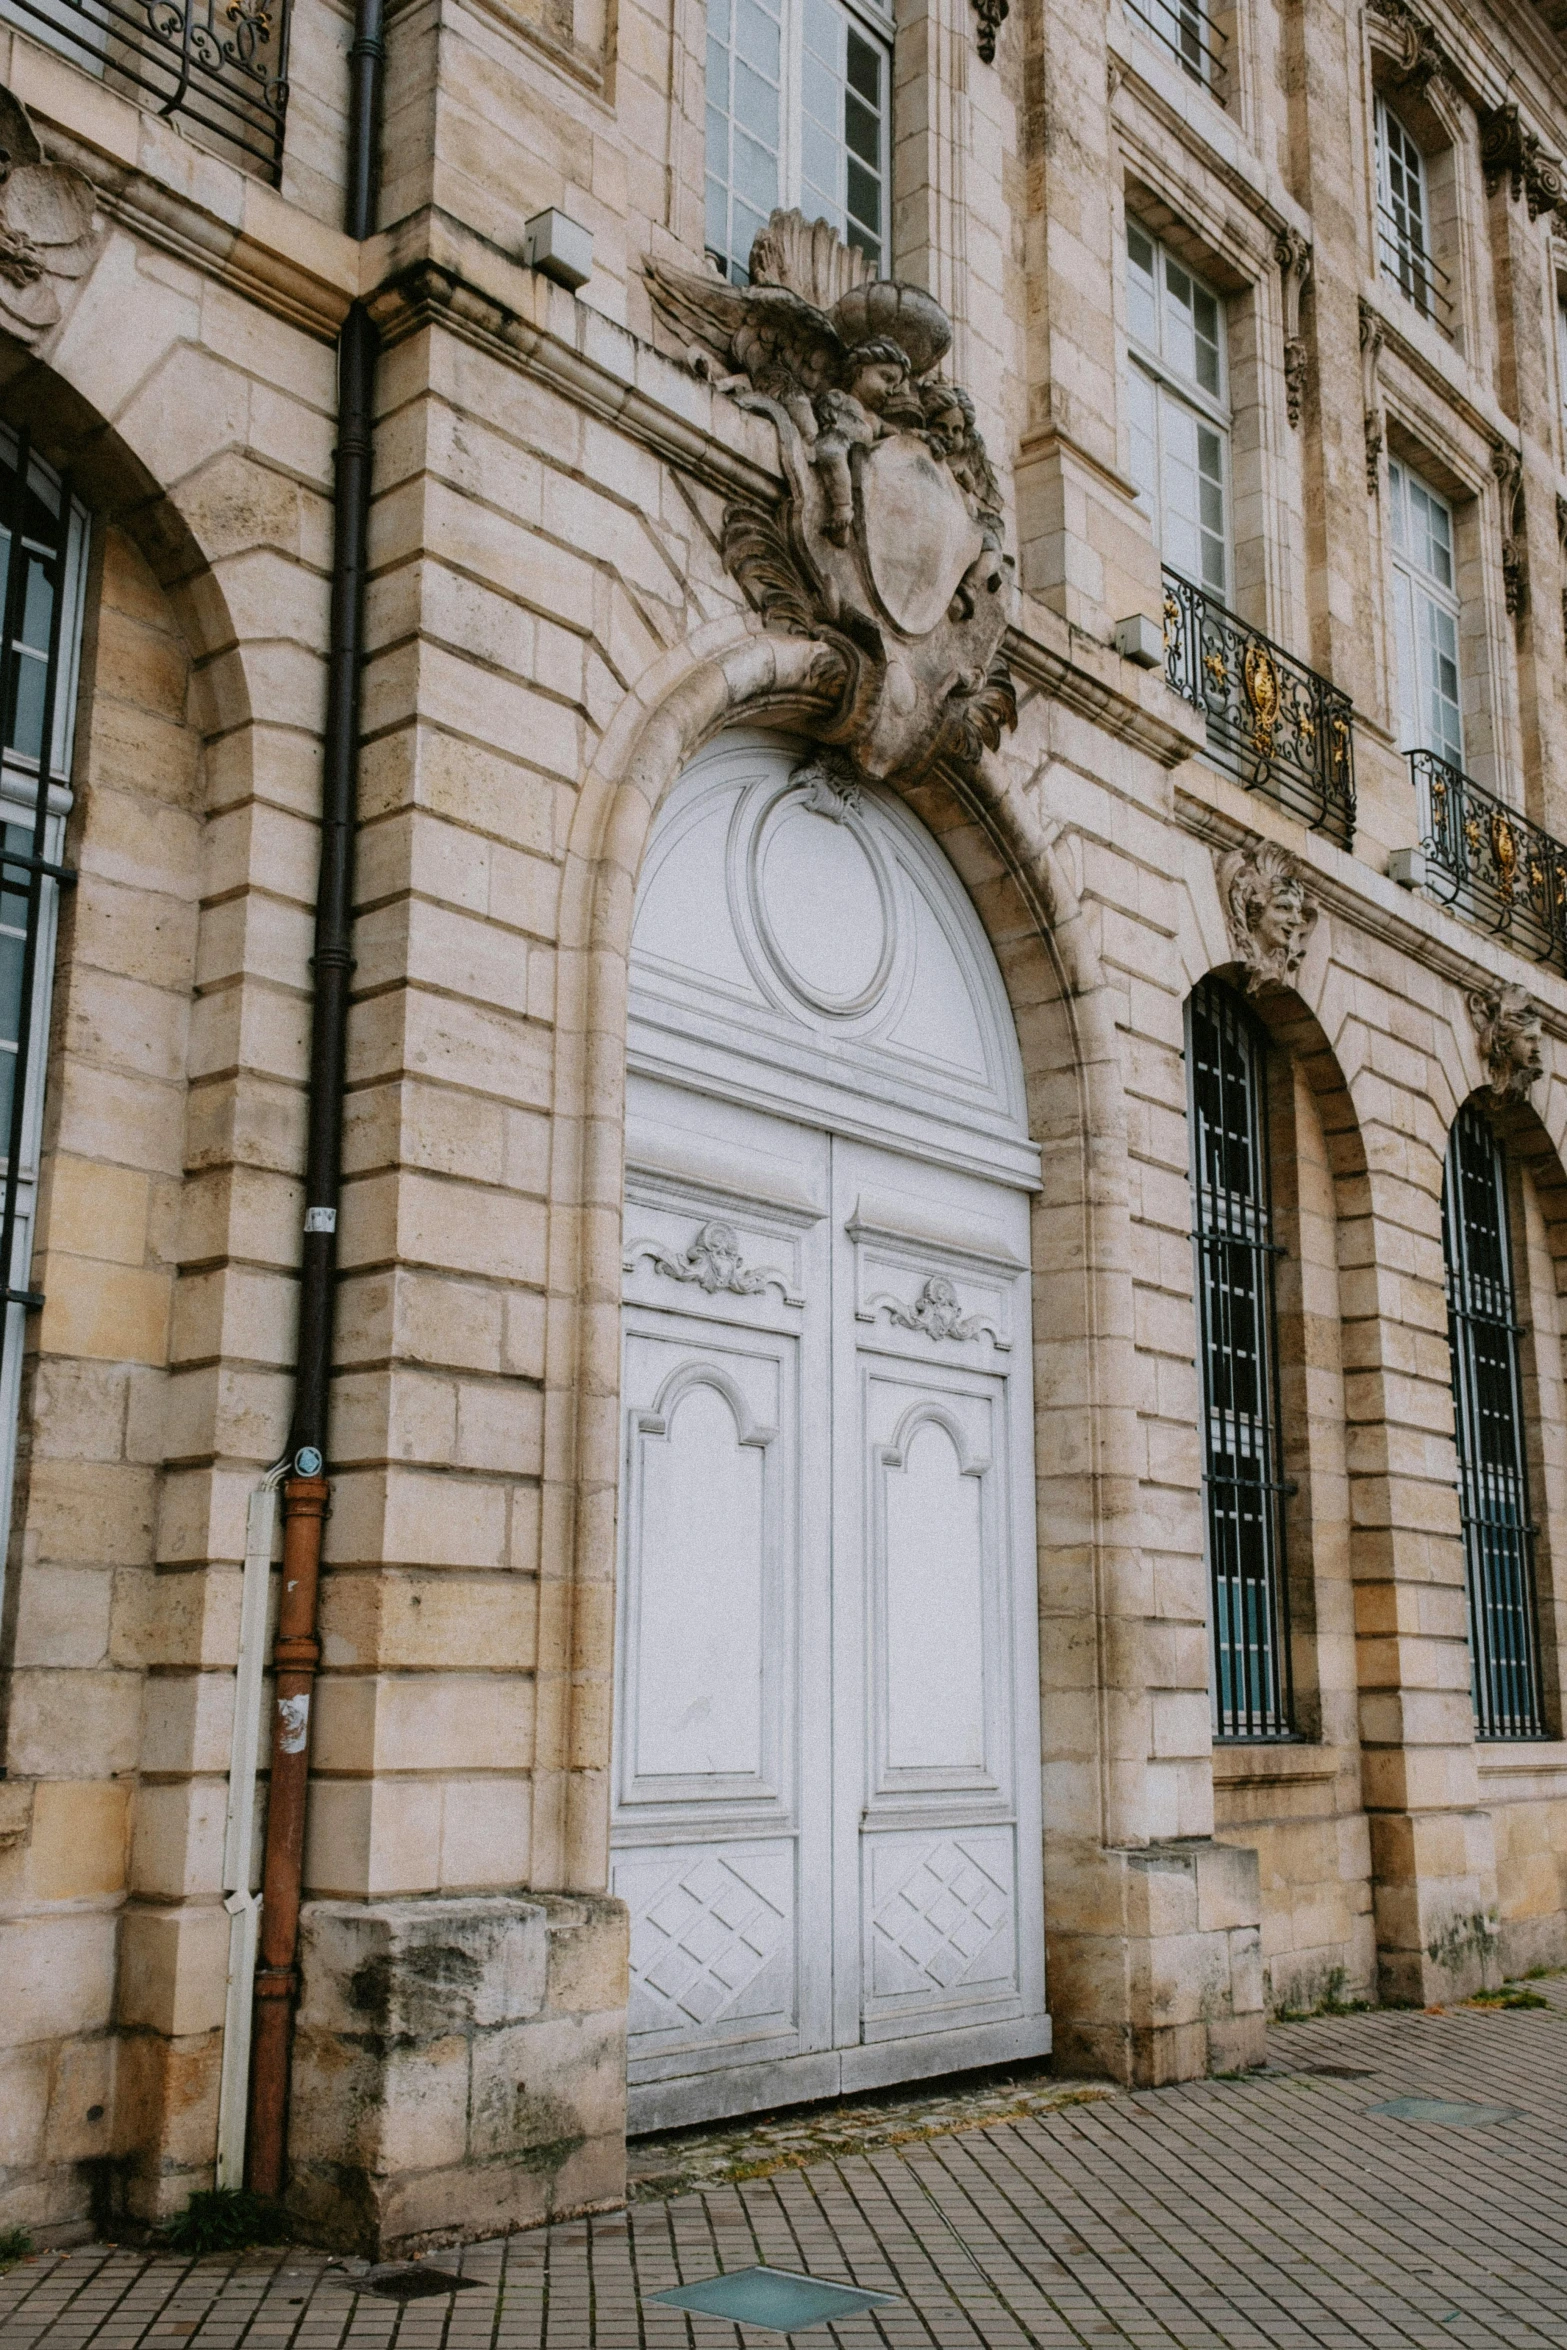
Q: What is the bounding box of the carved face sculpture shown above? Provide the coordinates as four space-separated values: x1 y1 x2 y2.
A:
1252 876 1309 970
1498 999 1544 1089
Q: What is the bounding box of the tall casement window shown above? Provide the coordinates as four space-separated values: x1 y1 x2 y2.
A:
1188 979 1293 1740
1374 99 1448 328
1389 457 1463 768
1442 1107 1547 1739
1126 223 1230 600
0 429 87 1582
706 0 891 283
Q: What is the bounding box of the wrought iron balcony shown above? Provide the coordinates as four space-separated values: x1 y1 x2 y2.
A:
8 0 289 179
1161 570 1356 847
1412 749 1567 969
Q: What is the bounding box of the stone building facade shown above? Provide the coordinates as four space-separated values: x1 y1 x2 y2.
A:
1 0 1566 2259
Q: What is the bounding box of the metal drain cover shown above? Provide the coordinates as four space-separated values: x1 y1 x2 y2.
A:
652 2266 895 2332
359 2267 480 2301
1368 2096 1521 2127
1301 2064 1375 2079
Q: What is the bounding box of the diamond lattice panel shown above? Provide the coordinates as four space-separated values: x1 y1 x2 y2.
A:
629 1851 789 2033
870 1837 1014 1999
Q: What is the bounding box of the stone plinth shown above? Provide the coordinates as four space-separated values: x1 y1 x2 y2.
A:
287 1894 628 2256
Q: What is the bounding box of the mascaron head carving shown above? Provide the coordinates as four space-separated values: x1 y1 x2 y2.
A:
1216 839 1319 994
1469 982 1544 1099
0 87 96 347
643 210 1015 786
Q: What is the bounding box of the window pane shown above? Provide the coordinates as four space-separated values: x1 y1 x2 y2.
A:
1126 363 1158 515
1188 978 1291 1739
1127 233 1157 351
1443 1107 1546 1739
706 0 782 277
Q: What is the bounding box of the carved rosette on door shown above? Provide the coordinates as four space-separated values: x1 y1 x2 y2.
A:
614 732 1047 2131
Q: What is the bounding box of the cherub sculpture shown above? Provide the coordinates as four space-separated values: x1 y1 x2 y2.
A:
642 209 1017 784
643 239 957 532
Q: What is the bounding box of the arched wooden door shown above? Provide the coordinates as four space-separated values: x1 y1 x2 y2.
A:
613 732 1048 2131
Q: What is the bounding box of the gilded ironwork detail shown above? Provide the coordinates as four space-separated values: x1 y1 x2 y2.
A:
1162 570 1355 846
1415 748 1567 969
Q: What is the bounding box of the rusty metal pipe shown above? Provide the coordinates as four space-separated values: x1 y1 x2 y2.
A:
245 1474 329 2197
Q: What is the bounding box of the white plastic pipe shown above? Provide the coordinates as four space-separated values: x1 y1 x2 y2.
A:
216 1461 289 2190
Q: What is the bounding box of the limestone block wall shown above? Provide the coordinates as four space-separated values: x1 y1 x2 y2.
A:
0 524 202 2234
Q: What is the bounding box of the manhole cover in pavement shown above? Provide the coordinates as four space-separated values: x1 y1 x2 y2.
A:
652 2266 896 2332
1368 2096 1522 2127
359 2266 480 2300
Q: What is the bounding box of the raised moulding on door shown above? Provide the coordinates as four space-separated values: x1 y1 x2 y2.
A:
643 212 1017 787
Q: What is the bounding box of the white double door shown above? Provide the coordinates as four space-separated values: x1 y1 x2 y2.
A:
613 1075 1047 2131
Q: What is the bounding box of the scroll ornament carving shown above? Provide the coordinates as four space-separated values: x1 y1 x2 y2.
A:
1216 838 1319 994
1274 229 1311 430
0 88 96 346
1492 443 1527 619
884 1274 987 1342
972 0 1008 64
1366 0 1449 94
1480 102 1566 221
644 209 1017 788
626 1220 794 1300
1469 982 1544 1099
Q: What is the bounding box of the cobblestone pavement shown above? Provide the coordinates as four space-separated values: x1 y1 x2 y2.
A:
5 1986 1567 2349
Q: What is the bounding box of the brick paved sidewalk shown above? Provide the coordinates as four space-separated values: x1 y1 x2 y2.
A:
5 1987 1567 2349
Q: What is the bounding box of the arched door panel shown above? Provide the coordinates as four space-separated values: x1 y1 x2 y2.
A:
615 736 1047 2130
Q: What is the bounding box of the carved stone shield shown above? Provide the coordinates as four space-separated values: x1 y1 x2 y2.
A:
856 436 983 638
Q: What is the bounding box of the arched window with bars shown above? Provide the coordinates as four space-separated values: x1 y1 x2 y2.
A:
1187 976 1294 1740
1442 1104 1547 1739
0 429 88 1610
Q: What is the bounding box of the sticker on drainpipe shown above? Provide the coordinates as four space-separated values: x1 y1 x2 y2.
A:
305 1207 337 1233
278 1694 311 1754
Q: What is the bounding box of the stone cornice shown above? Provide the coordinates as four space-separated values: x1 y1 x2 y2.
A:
11 42 357 342
367 257 784 509
1173 780 1567 1039
1007 615 1204 769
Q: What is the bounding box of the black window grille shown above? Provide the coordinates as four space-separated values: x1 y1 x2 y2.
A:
0 429 85 1568
1442 1104 1547 1739
1188 977 1293 1739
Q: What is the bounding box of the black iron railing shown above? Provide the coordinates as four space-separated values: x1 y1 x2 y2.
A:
1376 203 1455 338
1124 0 1228 101
1413 749 1567 971
1162 570 1356 847
8 0 289 179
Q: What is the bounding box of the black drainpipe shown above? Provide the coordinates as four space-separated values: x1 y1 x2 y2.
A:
247 0 385 2200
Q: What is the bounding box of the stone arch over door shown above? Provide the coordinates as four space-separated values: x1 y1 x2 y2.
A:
543 626 1270 2090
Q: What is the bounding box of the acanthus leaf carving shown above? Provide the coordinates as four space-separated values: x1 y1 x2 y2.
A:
1367 0 1450 94
625 1220 800 1303
878 1273 994 1343
1216 838 1319 995
1480 101 1566 220
645 210 1016 787
1359 299 1386 498
0 87 96 347
1469 982 1544 1099
1275 228 1312 430
1492 442 1528 619
972 0 1008 63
